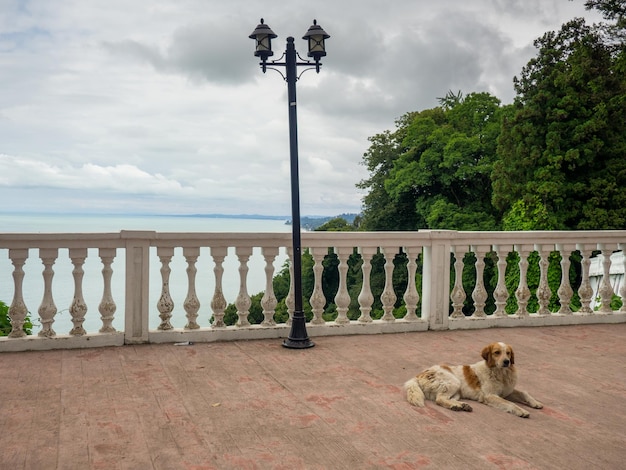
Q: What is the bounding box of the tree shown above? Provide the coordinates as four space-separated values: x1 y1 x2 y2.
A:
493 15 626 229
585 0 626 44
380 92 503 231
357 113 421 231
315 217 355 231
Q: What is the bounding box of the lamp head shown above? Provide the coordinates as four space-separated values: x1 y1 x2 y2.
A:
302 19 330 61
249 18 277 61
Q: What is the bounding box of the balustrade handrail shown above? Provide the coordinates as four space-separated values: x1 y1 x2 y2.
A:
1 229 625 352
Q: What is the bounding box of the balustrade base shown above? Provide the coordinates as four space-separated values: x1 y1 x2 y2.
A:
448 311 626 330
2 314 626 351
0 331 124 352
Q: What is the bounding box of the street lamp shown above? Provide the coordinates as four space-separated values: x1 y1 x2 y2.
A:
249 19 330 349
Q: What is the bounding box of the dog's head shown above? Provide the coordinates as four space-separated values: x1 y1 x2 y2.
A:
481 342 515 368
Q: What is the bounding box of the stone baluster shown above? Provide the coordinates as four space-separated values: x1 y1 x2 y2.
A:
555 244 574 314
285 247 294 326
514 245 531 316
69 248 88 335
8 249 29 338
492 245 510 317
235 247 252 327
576 244 594 314
183 247 200 329
380 247 397 322
156 247 174 330
403 246 420 321
210 247 228 328
618 243 626 313
334 247 351 324
357 247 376 323
597 245 616 314
98 248 117 333
535 244 553 315
38 248 58 337
470 246 488 318
261 247 279 326
450 246 467 318
308 247 326 325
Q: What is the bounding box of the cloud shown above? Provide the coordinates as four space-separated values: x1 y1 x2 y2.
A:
0 154 192 194
0 0 602 217
102 18 255 85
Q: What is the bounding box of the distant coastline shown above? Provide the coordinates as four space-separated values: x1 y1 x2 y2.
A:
0 211 360 231
171 213 287 220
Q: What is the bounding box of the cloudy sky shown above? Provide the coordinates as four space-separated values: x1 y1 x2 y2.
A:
0 0 601 217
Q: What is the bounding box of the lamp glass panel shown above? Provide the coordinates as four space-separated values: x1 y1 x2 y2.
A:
308 35 325 53
257 35 271 52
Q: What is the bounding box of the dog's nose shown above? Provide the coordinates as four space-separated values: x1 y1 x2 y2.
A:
503 359 510 367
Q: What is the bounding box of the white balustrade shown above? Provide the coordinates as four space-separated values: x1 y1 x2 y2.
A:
333 247 351 325
98 247 117 333
597 245 616 313
402 246 420 322
450 246 466 318
308 248 326 325
0 230 625 352
234 246 252 327
470 245 489 318
618 243 626 313
556 244 575 314
38 248 58 337
380 247 397 322
577 244 594 314
260 247 278 326
492 244 510 317
514 245 531 317
183 247 200 330
8 249 28 338
156 247 174 330
69 248 88 336
535 245 553 315
210 247 228 328
357 247 375 323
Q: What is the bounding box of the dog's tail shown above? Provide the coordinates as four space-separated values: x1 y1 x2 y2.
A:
404 377 425 407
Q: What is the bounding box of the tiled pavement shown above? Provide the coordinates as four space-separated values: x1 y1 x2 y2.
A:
2 323 625 469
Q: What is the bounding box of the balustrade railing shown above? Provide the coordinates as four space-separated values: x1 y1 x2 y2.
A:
1 230 625 351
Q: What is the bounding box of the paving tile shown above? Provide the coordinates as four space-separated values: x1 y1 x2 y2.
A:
1 323 625 469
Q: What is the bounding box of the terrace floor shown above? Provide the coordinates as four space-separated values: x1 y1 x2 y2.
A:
2 323 625 470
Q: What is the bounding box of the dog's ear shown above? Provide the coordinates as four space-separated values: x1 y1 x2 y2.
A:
481 344 494 367
509 346 515 365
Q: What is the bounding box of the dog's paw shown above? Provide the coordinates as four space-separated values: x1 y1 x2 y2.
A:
530 401 543 409
451 402 473 412
516 409 530 418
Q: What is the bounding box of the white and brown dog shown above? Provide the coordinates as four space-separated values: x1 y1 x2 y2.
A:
404 342 543 418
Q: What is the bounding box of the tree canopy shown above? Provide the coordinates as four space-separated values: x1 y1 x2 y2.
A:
359 92 504 231
493 14 626 229
359 1 626 231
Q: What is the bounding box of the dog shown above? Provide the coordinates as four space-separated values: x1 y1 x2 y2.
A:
404 342 543 418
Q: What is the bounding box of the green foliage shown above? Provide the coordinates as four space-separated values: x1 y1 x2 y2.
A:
315 217 357 232
0 300 33 336
359 92 503 231
493 16 626 229
357 117 422 231
585 0 626 43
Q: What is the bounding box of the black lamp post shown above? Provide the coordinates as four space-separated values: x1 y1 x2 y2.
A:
249 19 329 349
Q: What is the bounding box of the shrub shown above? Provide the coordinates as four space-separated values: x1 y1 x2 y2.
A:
0 300 34 336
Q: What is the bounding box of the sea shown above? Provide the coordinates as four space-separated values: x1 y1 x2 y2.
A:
0 213 292 334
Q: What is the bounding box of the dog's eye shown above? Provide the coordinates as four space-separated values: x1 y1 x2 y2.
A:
494 351 501 356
